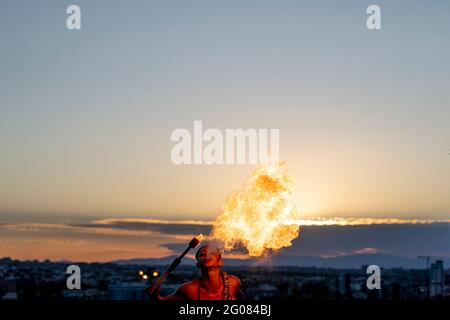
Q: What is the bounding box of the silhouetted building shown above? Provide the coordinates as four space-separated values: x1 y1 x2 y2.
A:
345 274 352 299
429 260 444 297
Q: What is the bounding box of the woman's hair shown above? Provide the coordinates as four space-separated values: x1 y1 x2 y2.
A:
195 244 223 261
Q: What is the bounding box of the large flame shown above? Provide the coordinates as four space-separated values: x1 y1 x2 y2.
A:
210 161 301 257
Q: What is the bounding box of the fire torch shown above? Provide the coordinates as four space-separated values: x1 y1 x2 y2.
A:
148 235 202 295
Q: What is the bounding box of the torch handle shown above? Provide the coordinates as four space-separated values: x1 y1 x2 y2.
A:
148 271 169 295
147 258 182 295
166 257 182 273
148 241 198 295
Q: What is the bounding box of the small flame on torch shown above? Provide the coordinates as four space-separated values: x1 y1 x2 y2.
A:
195 233 207 242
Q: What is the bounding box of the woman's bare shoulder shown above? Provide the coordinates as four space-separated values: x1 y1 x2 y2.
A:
178 278 199 291
177 278 199 296
227 274 241 287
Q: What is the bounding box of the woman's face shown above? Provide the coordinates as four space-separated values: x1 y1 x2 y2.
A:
197 246 222 268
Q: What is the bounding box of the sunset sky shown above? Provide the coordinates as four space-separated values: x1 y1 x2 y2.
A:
0 1 449 262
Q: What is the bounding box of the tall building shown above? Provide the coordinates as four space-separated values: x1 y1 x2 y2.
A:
429 260 444 298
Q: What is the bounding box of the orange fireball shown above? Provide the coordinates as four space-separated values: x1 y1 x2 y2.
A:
211 160 301 257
